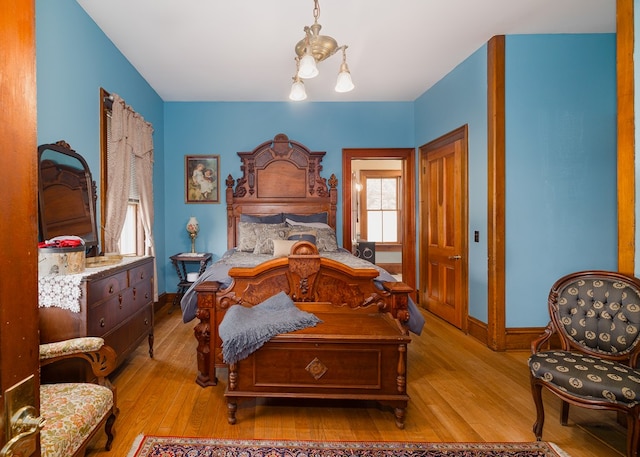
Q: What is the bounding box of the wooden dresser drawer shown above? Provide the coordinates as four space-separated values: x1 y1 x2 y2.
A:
130 261 153 286
104 304 153 365
86 271 128 303
87 293 122 335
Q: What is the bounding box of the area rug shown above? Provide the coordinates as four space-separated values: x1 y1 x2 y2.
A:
127 436 570 457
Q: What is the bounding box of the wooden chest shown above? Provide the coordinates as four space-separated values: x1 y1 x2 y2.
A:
39 256 154 371
225 311 411 428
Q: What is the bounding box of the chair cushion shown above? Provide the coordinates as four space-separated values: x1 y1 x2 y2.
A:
529 350 640 406
40 383 113 457
557 277 640 354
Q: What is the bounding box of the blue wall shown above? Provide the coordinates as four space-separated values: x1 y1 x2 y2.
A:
504 34 617 326
414 45 489 323
36 0 167 293
413 35 616 327
37 2 617 330
164 102 414 288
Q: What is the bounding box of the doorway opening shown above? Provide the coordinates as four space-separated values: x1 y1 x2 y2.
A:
342 148 416 296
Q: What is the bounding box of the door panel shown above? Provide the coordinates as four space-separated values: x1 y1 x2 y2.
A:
0 0 40 454
419 127 468 331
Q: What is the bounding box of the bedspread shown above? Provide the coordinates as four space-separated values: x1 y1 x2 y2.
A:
180 248 425 335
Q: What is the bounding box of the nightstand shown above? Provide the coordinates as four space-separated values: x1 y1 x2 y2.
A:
169 252 213 314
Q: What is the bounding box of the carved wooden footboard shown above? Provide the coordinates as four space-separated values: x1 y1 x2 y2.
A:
193 242 412 427
193 242 412 388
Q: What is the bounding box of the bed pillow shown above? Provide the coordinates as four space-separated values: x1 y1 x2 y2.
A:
287 227 317 245
237 222 285 252
315 227 339 251
272 239 298 257
240 213 283 224
284 212 328 224
253 224 289 255
285 218 332 230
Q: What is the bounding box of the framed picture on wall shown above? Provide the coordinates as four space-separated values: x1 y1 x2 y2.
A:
185 155 220 203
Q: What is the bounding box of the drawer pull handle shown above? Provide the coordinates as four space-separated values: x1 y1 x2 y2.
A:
133 288 137 299
145 293 149 299
140 272 145 279
119 294 123 308
144 318 149 325
109 285 114 294
100 318 105 328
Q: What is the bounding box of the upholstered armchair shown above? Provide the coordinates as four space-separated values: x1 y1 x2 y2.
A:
39 337 118 457
528 270 640 457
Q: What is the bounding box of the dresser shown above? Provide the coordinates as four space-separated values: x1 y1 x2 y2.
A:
39 256 154 371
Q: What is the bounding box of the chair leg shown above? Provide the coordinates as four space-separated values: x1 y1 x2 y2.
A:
625 410 640 457
104 412 116 451
560 400 570 426
530 378 545 440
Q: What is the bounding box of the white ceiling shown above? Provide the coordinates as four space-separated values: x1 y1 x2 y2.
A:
76 0 616 103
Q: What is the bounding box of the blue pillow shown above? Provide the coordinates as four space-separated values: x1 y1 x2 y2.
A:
284 212 328 224
240 213 283 224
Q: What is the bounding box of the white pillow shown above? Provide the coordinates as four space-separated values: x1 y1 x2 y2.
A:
272 239 298 257
285 218 332 230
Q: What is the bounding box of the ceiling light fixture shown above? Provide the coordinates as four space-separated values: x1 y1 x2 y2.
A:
288 0 354 101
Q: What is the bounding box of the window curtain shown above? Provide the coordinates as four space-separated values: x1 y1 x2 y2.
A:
106 93 158 300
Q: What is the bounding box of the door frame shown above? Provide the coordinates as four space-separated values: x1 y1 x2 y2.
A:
342 148 416 297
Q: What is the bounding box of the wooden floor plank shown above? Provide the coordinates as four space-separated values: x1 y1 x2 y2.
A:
85 304 626 457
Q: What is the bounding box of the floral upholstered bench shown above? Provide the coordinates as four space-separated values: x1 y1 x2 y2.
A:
39 337 118 457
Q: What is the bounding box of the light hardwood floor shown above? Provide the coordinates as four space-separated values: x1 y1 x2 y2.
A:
85 303 626 457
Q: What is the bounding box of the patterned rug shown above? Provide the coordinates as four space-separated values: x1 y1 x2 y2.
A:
127 436 571 457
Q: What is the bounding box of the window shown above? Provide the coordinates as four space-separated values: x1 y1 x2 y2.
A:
360 170 401 243
100 88 151 256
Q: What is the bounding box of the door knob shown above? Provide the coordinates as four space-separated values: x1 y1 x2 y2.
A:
448 255 462 260
0 405 45 457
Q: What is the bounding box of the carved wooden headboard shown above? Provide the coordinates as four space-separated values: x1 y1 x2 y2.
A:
226 133 338 250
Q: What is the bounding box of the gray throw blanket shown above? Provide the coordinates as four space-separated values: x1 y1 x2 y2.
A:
219 291 321 364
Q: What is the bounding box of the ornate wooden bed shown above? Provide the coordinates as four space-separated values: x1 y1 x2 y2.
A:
191 133 413 428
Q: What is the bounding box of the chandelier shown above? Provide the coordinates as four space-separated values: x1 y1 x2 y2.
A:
289 0 355 101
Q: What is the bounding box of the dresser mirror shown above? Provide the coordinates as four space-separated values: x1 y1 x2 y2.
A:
38 140 99 256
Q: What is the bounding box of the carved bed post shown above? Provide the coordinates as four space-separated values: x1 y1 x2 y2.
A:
194 281 221 387
382 281 413 327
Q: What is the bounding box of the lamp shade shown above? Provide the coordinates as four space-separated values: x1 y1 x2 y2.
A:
186 216 199 234
335 64 354 93
289 80 307 101
298 53 319 79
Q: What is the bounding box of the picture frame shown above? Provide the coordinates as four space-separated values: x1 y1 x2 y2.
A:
185 155 220 203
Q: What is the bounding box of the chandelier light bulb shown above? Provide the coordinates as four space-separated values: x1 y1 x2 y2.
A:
289 79 308 101
298 52 319 79
335 66 354 93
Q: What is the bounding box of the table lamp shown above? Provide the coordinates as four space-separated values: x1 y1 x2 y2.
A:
186 216 199 253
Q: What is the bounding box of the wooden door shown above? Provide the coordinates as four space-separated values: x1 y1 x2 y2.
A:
0 0 41 455
419 127 468 330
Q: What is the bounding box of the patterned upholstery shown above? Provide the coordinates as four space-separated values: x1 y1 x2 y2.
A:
39 337 117 457
40 383 114 457
555 278 640 354
528 271 640 457
529 351 640 405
